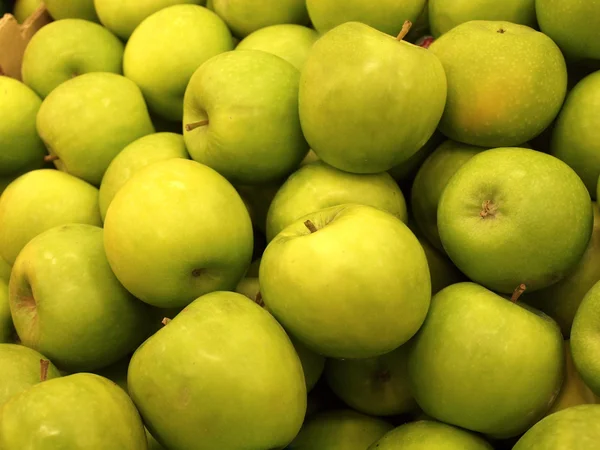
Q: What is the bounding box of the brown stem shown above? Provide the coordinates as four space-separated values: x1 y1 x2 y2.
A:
304 220 318 234
40 359 49 382
511 284 527 303
396 21 413 41
44 154 59 162
161 317 171 326
255 291 265 307
185 120 209 132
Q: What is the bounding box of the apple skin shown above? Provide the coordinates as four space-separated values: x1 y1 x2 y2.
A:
438 147 593 294
183 50 308 185
0 169 102 265
99 132 189 221
0 76 46 177
387 131 444 185
0 280 13 343
415 234 465 295
12 0 43 23
22 19 124 99
266 160 408 242
104 159 253 308
429 21 567 147
0 373 147 449
550 71 600 199
260 204 431 359
128 291 306 450
0 258 10 283
0 344 61 407
44 0 99 21
299 22 447 174
124 5 233 122
408 282 564 438
306 0 426 36
512 404 600 449
367 420 494 450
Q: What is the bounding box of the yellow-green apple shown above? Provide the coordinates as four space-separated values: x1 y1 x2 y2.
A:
22 19 124 99
299 22 447 174
0 76 45 177
408 282 564 438
0 169 102 265
99 132 189 220
0 373 147 449
429 21 567 147
0 280 12 343
437 148 592 294
0 258 10 283
266 160 408 242
260 204 431 359
183 50 308 185
12 0 42 23
104 159 253 308
128 291 306 450
44 0 99 21
236 24 319 71
387 131 444 185
124 5 232 122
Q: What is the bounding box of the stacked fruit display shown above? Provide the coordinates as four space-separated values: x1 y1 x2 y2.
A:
1 0 600 449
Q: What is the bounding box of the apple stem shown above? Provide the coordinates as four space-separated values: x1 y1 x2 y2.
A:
44 154 59 162
396 21 413 41
511 284 527 303
185 120 209 132
255 291 265 307
40 359 49 382
161 317 171 326
304 220 318 234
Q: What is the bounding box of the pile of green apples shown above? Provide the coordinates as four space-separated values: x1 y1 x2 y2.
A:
2 0 600 449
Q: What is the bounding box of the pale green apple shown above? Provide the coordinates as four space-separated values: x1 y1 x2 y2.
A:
408 282 564 438
37 72 155 186
44 0 99 21
411 140 488 251
0 373 147 449
260 204 431 359
124 5 232 122
0 258 10 283
236 24 319 71
387 131 444 184
368 420 494 450
0 169 102 265
551 71 600 198
99 132 189 220
0 76 46 177
438 148 592 294
0 344 61 407
429 21 567 147
0 280 13 343
288 409 393 449
536 0 600 62
128 291 306 450
12 0 42 23
266 160 408 242
104 159 253 308
300 149 319 166
299 22 447 174
9 224 152 372
417 235 465 295
512 404 600 449
211 0 309 38
325 343 416 416
22 19 124 99
236 182 281 235
306 0 426 36
183 50 308 185
235 276 261 303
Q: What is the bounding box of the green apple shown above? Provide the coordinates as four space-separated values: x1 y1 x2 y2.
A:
428 0 536 37
438 147 593 294
0 258 10 283
387 131 444 185
306 0 426 36
236 182 281 235
36 74 154 185
325 343 416 416
536 0 600 62
416 234 465 295
512 404 600 449
0 373 147 449
44 0 99 21
288 409 393 449
0 76 46 177
260 204 431 359
183 50 308 185
408 282 564 438
104 159 253 308
128 291 306 449
299 22 447 174
525 203 600 337
550 71 600 198
13 0 43 23
0 279 13 343
429 21 567 147
300 149 320 166
368 420 494 450
211 0 309 38
411 140 488 251
9 224 152 372
0 169 102 265
236 24 319 71
99 132 189 221
266 160 408 242
22 19 124 99
124 5 232 122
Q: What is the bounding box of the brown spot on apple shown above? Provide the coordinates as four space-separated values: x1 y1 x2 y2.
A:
480 200 498 218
